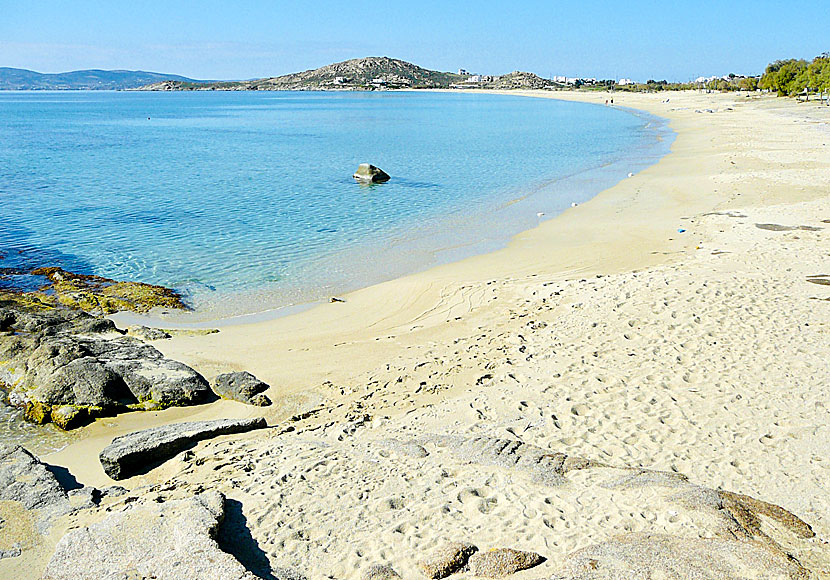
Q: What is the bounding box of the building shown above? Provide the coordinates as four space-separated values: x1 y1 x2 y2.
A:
618 78 634 86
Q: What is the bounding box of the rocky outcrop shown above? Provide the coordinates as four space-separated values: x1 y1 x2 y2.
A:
0 303 210 429
99 418 268 480
551 533 808 580
418 542 478 579
353 163 391 183
1 267 187 315
213 371 272 406
41 492 262 580
423 435 603 486
467 548 544 577
0 444 75 537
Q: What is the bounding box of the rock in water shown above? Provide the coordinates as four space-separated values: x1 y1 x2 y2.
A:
213 371 272 406
418 542 478 579
42 492 261 580
353 163 390 183
468 548 544 577
99 417 268 480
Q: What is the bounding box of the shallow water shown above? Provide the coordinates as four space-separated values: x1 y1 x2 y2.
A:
0 90 672 451
1 91 672 321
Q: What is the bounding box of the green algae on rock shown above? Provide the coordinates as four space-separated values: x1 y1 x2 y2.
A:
29 267 188 314
0 302 210 430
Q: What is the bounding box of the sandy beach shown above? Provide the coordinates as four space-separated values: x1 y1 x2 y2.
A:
4 89 830 578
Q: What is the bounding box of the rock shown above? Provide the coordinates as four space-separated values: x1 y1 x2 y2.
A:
363 564 401 580
213 371 272 406
41 492 261 580
0 544 22 560
99 418 268 480
551 533 808 580
418 542 478 579
377 438 430 458
23 400 51 424
425 435 602 486
126 324 172 341
468 548 544 577
0 444 75 535
28 266 188 314
353 163 390 183
0 303 211 430
50 405 90 430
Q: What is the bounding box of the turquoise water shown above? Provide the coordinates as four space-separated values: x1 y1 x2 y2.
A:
0 91 672 320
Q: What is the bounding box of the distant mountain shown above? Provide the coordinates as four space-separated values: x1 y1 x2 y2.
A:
140 56 471 91
0 68 206 90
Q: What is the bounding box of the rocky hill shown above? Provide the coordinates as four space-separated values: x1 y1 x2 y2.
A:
487 71 552 90
0 67 205 90
141 57 466 91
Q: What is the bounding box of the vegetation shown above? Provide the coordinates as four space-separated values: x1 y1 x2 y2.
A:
759 53 830 96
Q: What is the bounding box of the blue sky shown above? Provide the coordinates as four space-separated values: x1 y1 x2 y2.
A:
1 1 827 81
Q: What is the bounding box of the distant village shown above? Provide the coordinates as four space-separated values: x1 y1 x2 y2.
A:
448 68 762 91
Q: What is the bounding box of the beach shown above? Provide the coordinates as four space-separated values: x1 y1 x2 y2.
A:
4 90 830 578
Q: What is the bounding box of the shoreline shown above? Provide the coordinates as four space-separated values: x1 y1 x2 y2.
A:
6 89 830 577
32 89 749 466
43 89 829 468
108 97 675 329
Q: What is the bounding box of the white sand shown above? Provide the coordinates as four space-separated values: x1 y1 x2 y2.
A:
8 91 830 579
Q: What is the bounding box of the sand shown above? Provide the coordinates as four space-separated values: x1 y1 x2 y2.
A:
5 90 830 579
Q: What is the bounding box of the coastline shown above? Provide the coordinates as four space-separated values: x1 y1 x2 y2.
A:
43 89 830 469
9 89 830 577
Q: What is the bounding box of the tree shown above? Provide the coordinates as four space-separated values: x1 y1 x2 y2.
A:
806 55 830 93
760 59 809 95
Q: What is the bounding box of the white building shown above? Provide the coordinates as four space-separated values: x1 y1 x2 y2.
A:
618 78 635 86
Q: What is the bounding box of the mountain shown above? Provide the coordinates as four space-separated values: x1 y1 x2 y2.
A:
140 57 469 91
0 68 206 90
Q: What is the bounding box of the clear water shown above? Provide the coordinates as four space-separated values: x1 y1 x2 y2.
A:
0 90 673 450
1 91 672 323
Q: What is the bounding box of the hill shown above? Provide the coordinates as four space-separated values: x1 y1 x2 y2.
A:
489 71 552 90
141 57 470 91
0 68 205 90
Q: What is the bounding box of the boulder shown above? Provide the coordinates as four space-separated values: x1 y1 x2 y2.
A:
353 163 390 183
418 542 478 579
468 548 544 577
41 492 261 580
213 371 272 406
0 444 75 536
0 303 211 430
99 418 268 480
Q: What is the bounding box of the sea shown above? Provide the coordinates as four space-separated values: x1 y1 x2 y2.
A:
0 90 673 450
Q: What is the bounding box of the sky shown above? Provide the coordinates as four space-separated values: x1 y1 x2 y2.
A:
1 1 828 82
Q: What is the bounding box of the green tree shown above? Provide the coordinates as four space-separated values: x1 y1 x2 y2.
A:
806 55 830 92
760 59 809 95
